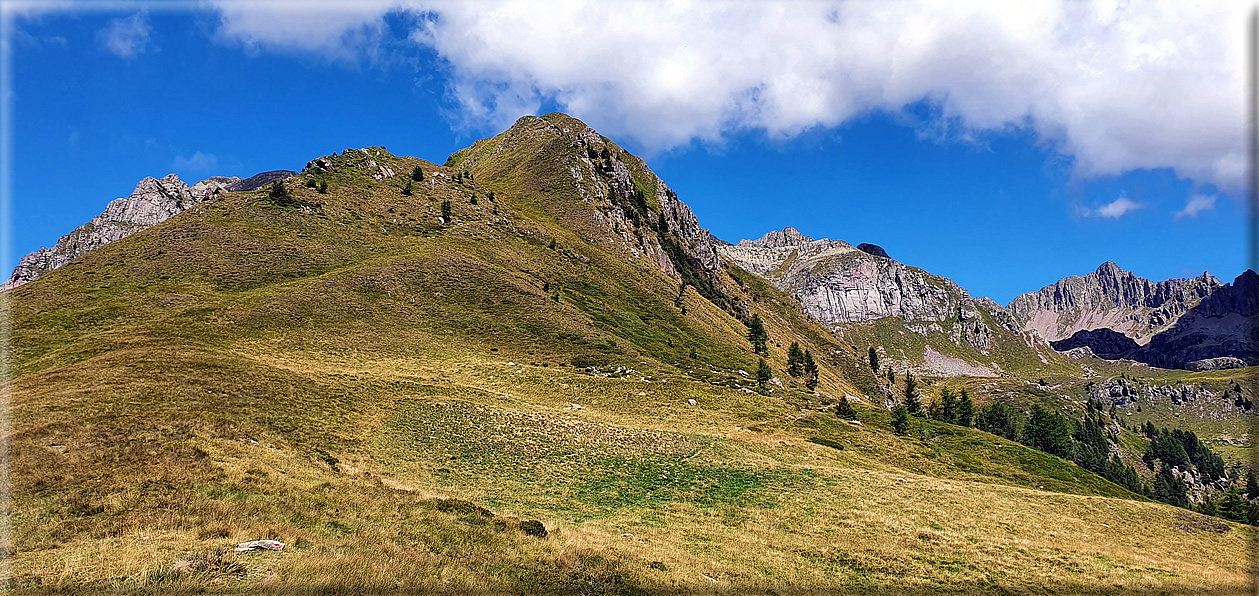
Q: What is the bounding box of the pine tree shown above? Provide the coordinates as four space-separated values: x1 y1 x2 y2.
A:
440 200 452 222
892 404 910 435
411 165 424 181
787 342 805 377
886 369 895 384
1219 486 1248 522
756 358 772 386
835 395 856 419
402 180 413 196
904 373 921 416
956 388 974 427
1247 470 1259 500
268 180 297 207
868 346 879 373
936 387 957 424
803 350 819 390
747 314 769 355
318 180 328 194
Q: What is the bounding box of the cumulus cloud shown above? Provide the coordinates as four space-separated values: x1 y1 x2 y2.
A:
1173 193 1217 221
205 0 1248 191
1083 196 1145 219
171 151 219 173
96 11 153 59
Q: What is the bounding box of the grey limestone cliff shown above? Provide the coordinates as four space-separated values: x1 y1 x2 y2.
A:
3 173 239 290
718 227 997 352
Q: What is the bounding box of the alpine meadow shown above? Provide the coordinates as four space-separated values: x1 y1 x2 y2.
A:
5 3 1259 595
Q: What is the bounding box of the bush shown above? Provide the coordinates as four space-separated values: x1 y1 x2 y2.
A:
318 180 328 194
520 519 547 538
402 180 413 196
436 498 492 518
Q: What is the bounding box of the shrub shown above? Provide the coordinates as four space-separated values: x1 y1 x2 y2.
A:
520 520 547 538
436 498 492 518
402 180 413 196
318 180 328 194
411 165 424 181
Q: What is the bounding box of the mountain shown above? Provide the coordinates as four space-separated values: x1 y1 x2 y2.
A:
1010 262 1255 370
717 227 1056 377
1133 269 1259 369
1006 261 1222 344
4 114 1252 593
2 173 239 290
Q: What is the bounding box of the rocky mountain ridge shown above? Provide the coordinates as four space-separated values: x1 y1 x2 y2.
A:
1006 261 1222 344
2 174 240 290
718 227 1008 353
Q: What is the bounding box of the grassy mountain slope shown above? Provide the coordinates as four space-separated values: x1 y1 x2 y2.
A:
3 115 1253 594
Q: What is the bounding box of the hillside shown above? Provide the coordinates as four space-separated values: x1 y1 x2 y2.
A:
4 114 1254 594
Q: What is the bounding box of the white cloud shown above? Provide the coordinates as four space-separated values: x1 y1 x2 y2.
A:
1173 193 1217 221
205 0 1249 192
96 11 153 59
1084 196 1145 219
171 151 219 172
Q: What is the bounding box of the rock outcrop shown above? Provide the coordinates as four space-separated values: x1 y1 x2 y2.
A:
718 227 996 352
3 174 239 290
1007 262 1222 344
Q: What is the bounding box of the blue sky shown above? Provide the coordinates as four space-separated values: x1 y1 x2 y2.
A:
3 3 1251 304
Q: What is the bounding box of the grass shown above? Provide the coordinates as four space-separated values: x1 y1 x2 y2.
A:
4 115 1255 594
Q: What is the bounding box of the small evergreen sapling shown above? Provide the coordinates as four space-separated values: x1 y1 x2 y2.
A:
803 350 819 390
903 373 921 416
402 180 413 196
835 395 856 419
756 358 772 386
411 166 424 181
440 200 452 222
787 342 805 377
747 314 769 356
868 346 879 373
892 404 910 435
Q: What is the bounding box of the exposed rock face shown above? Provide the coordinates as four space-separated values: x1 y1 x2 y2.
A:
719 227 995 352
1133 270 1259 368
3 174 239 290
1050 328 1140 359
1007 262 1222 344
1089 376 1219 408
226 170 296 192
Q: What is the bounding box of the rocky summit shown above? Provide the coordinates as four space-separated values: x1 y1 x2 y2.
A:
2 173 239 290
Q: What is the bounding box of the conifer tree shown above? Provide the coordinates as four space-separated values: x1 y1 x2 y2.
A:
956 388 974 427
747 314 769 355
1247 470 1259 500
411 165 424 181
868 346 879 373
787 342 805 377
440 200 452 222
835 395 856 419
803 350 819 390
756 358 772 386
935 387 957 424
887 369 895 384
892 404 910 435
904 373 921 416
402 180 413 196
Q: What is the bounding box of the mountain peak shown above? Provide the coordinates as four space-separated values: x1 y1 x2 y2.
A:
738 227 814 248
